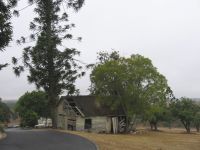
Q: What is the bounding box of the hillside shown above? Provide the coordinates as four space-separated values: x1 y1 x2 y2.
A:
3 100 17 111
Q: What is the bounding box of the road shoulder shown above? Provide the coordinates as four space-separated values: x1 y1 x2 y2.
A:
55 129 99 150
0 132 7 140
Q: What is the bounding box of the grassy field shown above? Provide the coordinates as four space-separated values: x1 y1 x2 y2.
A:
59 128 200 150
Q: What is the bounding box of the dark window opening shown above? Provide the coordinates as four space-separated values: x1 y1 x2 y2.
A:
84 119 92 129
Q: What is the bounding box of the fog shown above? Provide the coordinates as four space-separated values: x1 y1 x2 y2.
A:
1 0 200 100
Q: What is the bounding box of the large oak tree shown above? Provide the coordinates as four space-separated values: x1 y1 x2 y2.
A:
90 51 172 132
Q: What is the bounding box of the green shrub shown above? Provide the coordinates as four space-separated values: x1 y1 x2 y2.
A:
0 125 4 133
20 111 38 127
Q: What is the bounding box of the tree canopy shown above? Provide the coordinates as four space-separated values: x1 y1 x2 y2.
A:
0 100 11 123
15 91 50 127
0 0 17 70
194 111 200 132
15 91 50 118
90 51 172 131
171 97 199 133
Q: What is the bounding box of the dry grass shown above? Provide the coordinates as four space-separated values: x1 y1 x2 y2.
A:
58 128 200 150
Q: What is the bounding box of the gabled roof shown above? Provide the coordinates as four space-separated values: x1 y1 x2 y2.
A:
59 95 125 117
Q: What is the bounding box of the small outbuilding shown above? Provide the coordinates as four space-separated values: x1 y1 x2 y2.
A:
56 95 126 133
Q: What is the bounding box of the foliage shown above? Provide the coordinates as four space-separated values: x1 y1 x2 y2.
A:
20 110 38 127
144 105 166 130
0 125 4 133
90 51 172 132
15 91 50 119
0 0 17 70
3 100 19 120
171 98 198 133
12 0 85 127
144 93 174 131
0 100 11 123
193 104 200 132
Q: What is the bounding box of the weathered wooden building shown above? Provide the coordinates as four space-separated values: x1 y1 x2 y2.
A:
56 96 126 133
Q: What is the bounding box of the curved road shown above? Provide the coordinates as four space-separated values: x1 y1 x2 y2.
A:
0 128 97 150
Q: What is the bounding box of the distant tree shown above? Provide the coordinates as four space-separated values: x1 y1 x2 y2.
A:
193 103 200 132
12 0 85 128
0 101 11 123
144 88 174 131
144 105 165 131
194 112 200 132
0 125 4 133
171 98 197 133
0 0 17 70
90 51 172 132
15 91 50 120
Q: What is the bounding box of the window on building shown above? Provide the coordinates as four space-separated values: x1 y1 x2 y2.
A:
84 119 92 129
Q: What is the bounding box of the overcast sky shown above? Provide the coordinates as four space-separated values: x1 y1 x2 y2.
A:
1 0 200 100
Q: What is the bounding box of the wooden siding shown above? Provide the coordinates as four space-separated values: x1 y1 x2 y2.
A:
56 98 113 133
57 100 113 132
76 116 112 133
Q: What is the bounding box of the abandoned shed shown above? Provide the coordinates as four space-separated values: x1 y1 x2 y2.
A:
56 95 126 133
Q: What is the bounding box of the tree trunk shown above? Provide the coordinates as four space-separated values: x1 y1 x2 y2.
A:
186 122 190 133
186 127 190 133
45 117 48 127
125 115 137 133
150 122 153 130
149 121 158 131
45 0 58 128
181 120 191 133
196 125 200 132
154 123 158 131
125 117 130 133
50 105 57 128
197 127 200 132
49 93 58 128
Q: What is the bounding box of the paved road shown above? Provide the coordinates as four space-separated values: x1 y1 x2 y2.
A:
0 129 97 150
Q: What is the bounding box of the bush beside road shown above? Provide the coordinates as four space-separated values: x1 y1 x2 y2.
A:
0 125 4 133
0 126 6 140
